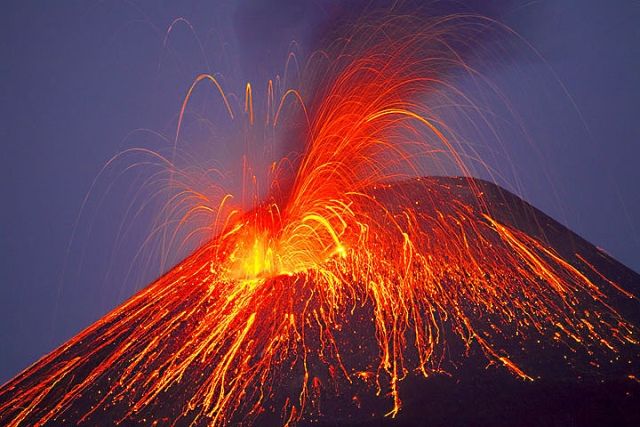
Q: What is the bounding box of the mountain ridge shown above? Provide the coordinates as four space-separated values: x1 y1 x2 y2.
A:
1 176 638 426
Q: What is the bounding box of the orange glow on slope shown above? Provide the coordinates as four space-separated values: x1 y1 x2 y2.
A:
0 14 638 427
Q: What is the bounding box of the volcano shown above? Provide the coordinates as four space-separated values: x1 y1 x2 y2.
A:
0 176 638 427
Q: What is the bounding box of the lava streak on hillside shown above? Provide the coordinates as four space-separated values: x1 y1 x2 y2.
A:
1 12 638 427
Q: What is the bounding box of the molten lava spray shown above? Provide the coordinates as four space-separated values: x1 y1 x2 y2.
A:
0 13 638 427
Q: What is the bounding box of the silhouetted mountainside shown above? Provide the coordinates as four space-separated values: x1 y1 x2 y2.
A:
1 177 638 427
361 177 640 427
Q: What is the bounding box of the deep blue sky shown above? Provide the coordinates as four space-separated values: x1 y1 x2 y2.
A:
1 1 638 383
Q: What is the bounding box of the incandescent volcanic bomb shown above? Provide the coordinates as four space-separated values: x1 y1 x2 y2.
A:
0 177 638 427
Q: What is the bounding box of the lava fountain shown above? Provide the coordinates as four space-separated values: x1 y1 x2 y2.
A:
0 13 638 427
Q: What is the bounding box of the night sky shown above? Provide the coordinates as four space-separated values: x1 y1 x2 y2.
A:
1 0 639 385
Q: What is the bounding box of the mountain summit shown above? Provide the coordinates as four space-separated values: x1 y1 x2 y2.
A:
1 177 638 426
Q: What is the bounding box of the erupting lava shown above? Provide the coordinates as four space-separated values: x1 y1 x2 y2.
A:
1 14 638 426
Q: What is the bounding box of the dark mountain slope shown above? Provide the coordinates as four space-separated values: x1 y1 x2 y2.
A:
0 176 638 427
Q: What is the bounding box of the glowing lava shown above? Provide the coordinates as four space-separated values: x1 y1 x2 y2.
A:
0 13 638 427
